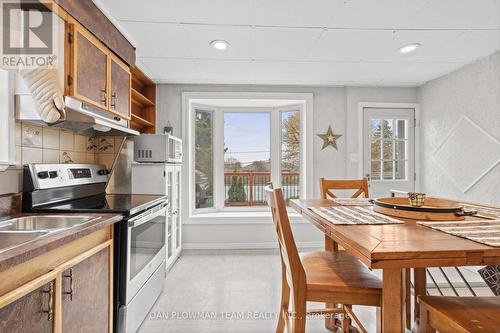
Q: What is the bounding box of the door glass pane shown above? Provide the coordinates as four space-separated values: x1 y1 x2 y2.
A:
382 140 394 160
395 141 406 160
370 119 381 138
370 117 409 182
371 140 380 159
395 120 406 139
371 161 381 180
382 119 394 138
281 111 300 201
395 160 406 180
195 110 214 209
383 161 394 180
224 112 271 207
130 213 165 280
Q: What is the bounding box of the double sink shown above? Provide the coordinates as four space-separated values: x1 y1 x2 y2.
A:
0 216 96 253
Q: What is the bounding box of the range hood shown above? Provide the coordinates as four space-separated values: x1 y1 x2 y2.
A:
16 95 139 137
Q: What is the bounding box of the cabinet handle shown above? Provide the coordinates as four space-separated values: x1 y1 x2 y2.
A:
100 88 107 105
111 92 117 110
63 268 74 301
42 282 54 321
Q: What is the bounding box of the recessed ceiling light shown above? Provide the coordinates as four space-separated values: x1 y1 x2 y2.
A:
210 40 229 50
398 43 421 54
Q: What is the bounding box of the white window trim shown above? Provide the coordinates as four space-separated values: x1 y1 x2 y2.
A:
182 92 314 219
0 71 15 172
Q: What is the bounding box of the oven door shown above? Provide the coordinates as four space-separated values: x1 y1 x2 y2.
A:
126 203 167 304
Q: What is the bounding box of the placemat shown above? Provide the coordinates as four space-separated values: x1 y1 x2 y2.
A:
418 220 500 247
462 204 500 219
330 198 373 206
308 206 403 225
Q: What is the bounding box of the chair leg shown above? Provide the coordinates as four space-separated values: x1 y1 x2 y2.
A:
405 268 412 330
419 308 436 333
376 307 382 333
342 312 350 333
291 292 307 333
276 278 290 333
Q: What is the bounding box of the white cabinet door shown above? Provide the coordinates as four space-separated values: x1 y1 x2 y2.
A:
165 166 175 263
174 166 182 252
166 164 182 266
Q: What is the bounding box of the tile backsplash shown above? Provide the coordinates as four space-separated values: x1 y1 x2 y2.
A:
15 121 96 166
0 121 126 195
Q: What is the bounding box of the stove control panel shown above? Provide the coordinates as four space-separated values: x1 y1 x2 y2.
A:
69 168 92 179
26 164 109 190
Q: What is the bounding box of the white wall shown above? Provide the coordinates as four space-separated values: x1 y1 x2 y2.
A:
157 84 417 249
418 51 500 205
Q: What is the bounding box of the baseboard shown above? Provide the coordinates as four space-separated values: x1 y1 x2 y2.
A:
182 241 323 250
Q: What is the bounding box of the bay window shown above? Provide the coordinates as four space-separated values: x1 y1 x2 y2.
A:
191 103 306 213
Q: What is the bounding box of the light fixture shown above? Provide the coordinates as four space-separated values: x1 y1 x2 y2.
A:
398 43 421 54
210 40 229 50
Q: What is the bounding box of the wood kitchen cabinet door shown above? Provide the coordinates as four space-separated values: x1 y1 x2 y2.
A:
70 24 109 109
0 281 55 333
61 246 111 333
110 55 131 120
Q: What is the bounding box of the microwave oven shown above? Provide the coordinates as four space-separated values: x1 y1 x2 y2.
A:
134 134 182 163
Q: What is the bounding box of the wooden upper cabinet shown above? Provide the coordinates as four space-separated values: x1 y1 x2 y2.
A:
68 23 131 120
110 55 131 120
62 246 111 333
70 24 109 109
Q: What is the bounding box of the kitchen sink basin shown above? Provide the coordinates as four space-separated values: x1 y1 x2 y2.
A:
0 216 97 253
0 215 95 232
0 231 49 252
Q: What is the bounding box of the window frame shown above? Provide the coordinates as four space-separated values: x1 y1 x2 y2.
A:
186 95 312 217
0 70 15 171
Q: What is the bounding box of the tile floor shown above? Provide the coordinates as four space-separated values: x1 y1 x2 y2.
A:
139 251 376 333
138 251 493 333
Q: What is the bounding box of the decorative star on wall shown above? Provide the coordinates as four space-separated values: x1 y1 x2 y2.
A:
317 125 342 150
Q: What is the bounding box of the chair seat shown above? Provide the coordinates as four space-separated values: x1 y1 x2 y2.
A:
419 296 500 333
300 251 382 296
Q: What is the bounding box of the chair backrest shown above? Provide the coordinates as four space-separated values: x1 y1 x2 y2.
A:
265 184 306 289
320 178 369 199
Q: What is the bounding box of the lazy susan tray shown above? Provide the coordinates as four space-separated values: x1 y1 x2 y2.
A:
371 197 465 221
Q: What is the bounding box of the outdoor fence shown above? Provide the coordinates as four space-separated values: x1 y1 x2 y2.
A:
224 172 300 206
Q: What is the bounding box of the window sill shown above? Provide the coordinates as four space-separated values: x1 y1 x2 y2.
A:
185 210 306 225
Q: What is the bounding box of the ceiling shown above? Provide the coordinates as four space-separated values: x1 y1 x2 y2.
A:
96 0 500 86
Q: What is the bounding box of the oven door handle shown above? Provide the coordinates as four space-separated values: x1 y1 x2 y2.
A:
128 205 168 228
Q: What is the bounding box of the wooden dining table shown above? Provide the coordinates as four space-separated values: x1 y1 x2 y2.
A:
290 198 500 333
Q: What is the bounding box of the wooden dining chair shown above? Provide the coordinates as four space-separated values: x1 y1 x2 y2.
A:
418 295 500 333
265 184 382 333
319 178 370 199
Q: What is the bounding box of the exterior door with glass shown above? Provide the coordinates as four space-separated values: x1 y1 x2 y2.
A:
363 107 415 198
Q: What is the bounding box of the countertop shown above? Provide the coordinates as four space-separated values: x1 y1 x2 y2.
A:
0 212 123 272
